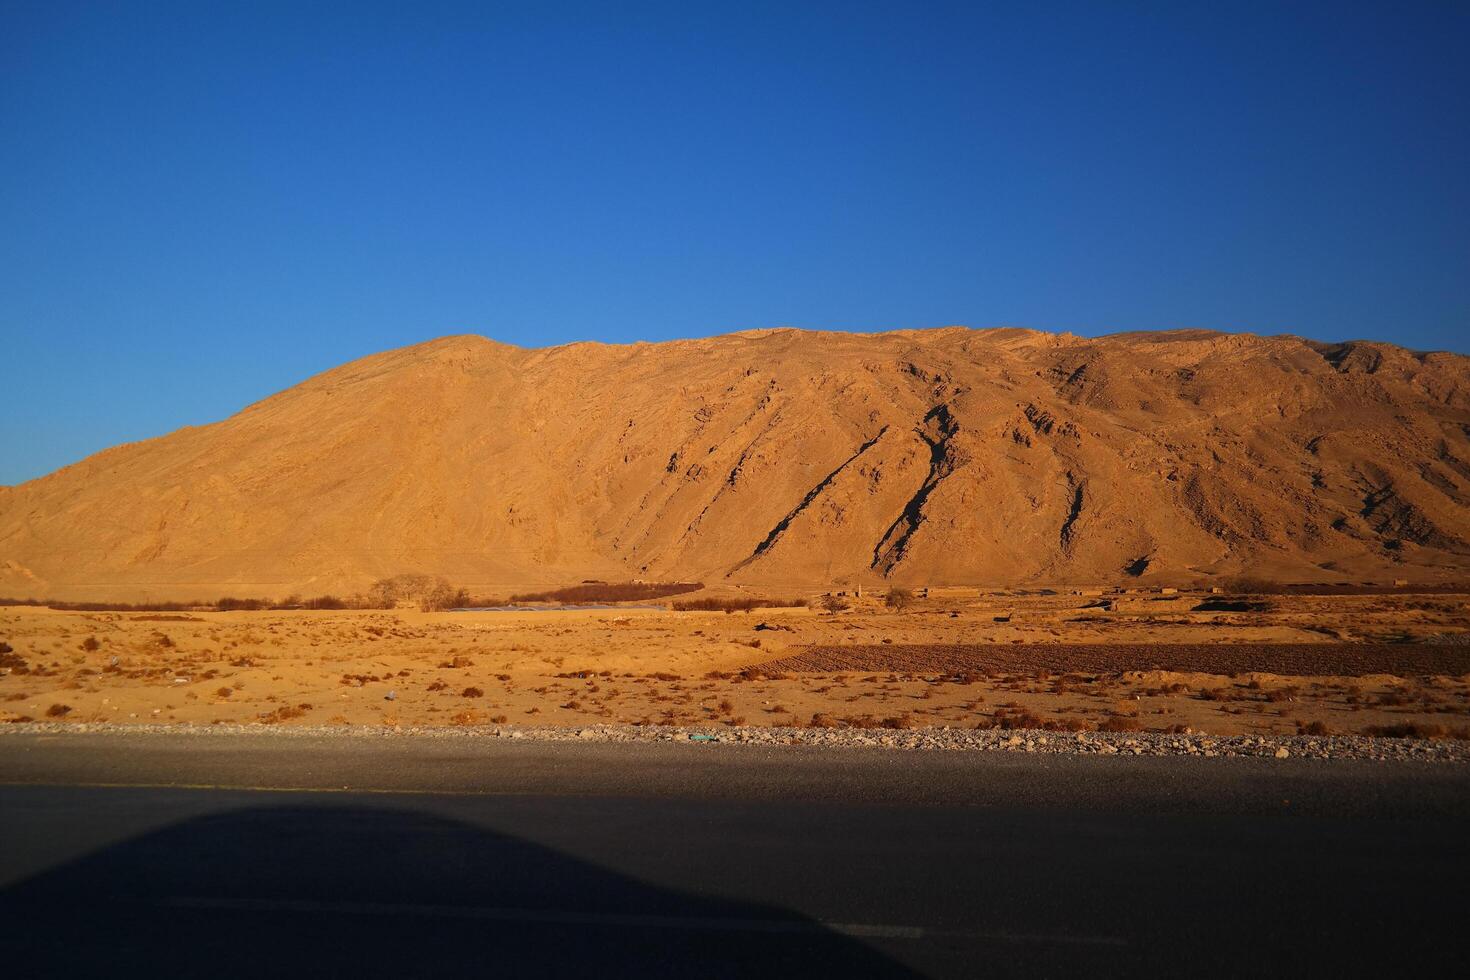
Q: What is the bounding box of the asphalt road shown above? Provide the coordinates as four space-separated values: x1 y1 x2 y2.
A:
2 734 1468 978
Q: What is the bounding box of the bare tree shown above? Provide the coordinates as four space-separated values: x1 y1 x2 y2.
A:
420 582 472 612
369 574 463 610
884 587 914 611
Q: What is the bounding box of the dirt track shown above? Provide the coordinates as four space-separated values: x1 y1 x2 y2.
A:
753 643 1470 677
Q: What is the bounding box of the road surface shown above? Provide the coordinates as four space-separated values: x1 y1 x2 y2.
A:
2 733 1467 977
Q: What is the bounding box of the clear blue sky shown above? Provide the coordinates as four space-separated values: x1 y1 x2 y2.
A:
2 1 1467 485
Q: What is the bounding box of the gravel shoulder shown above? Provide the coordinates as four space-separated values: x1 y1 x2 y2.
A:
2 717 1467 763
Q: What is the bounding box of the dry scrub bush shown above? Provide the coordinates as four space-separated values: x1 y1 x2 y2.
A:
884 588 914 611
818 594 851 614
988 708 1045 730
362 574 469 610
420 583 472 612
369 574 439 606
7 593 370 612
983 711 1092 733
258 703 311 723
820 713 918 730
2 597 201 612
0 646 29 673
216 597 272 611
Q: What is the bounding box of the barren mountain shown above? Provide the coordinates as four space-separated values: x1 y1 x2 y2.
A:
3 328 1469 600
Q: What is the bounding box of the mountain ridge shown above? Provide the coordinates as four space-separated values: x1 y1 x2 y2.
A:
3 326 1468 599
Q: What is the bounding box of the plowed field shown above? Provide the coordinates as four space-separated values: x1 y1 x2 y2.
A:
753 643 1470 677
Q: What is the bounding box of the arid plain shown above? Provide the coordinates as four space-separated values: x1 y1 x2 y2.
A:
5 585 1469 741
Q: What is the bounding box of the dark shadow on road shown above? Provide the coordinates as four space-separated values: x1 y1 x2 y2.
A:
0 802 918 978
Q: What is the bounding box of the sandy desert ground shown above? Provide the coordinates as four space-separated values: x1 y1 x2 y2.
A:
4 587 1469 740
